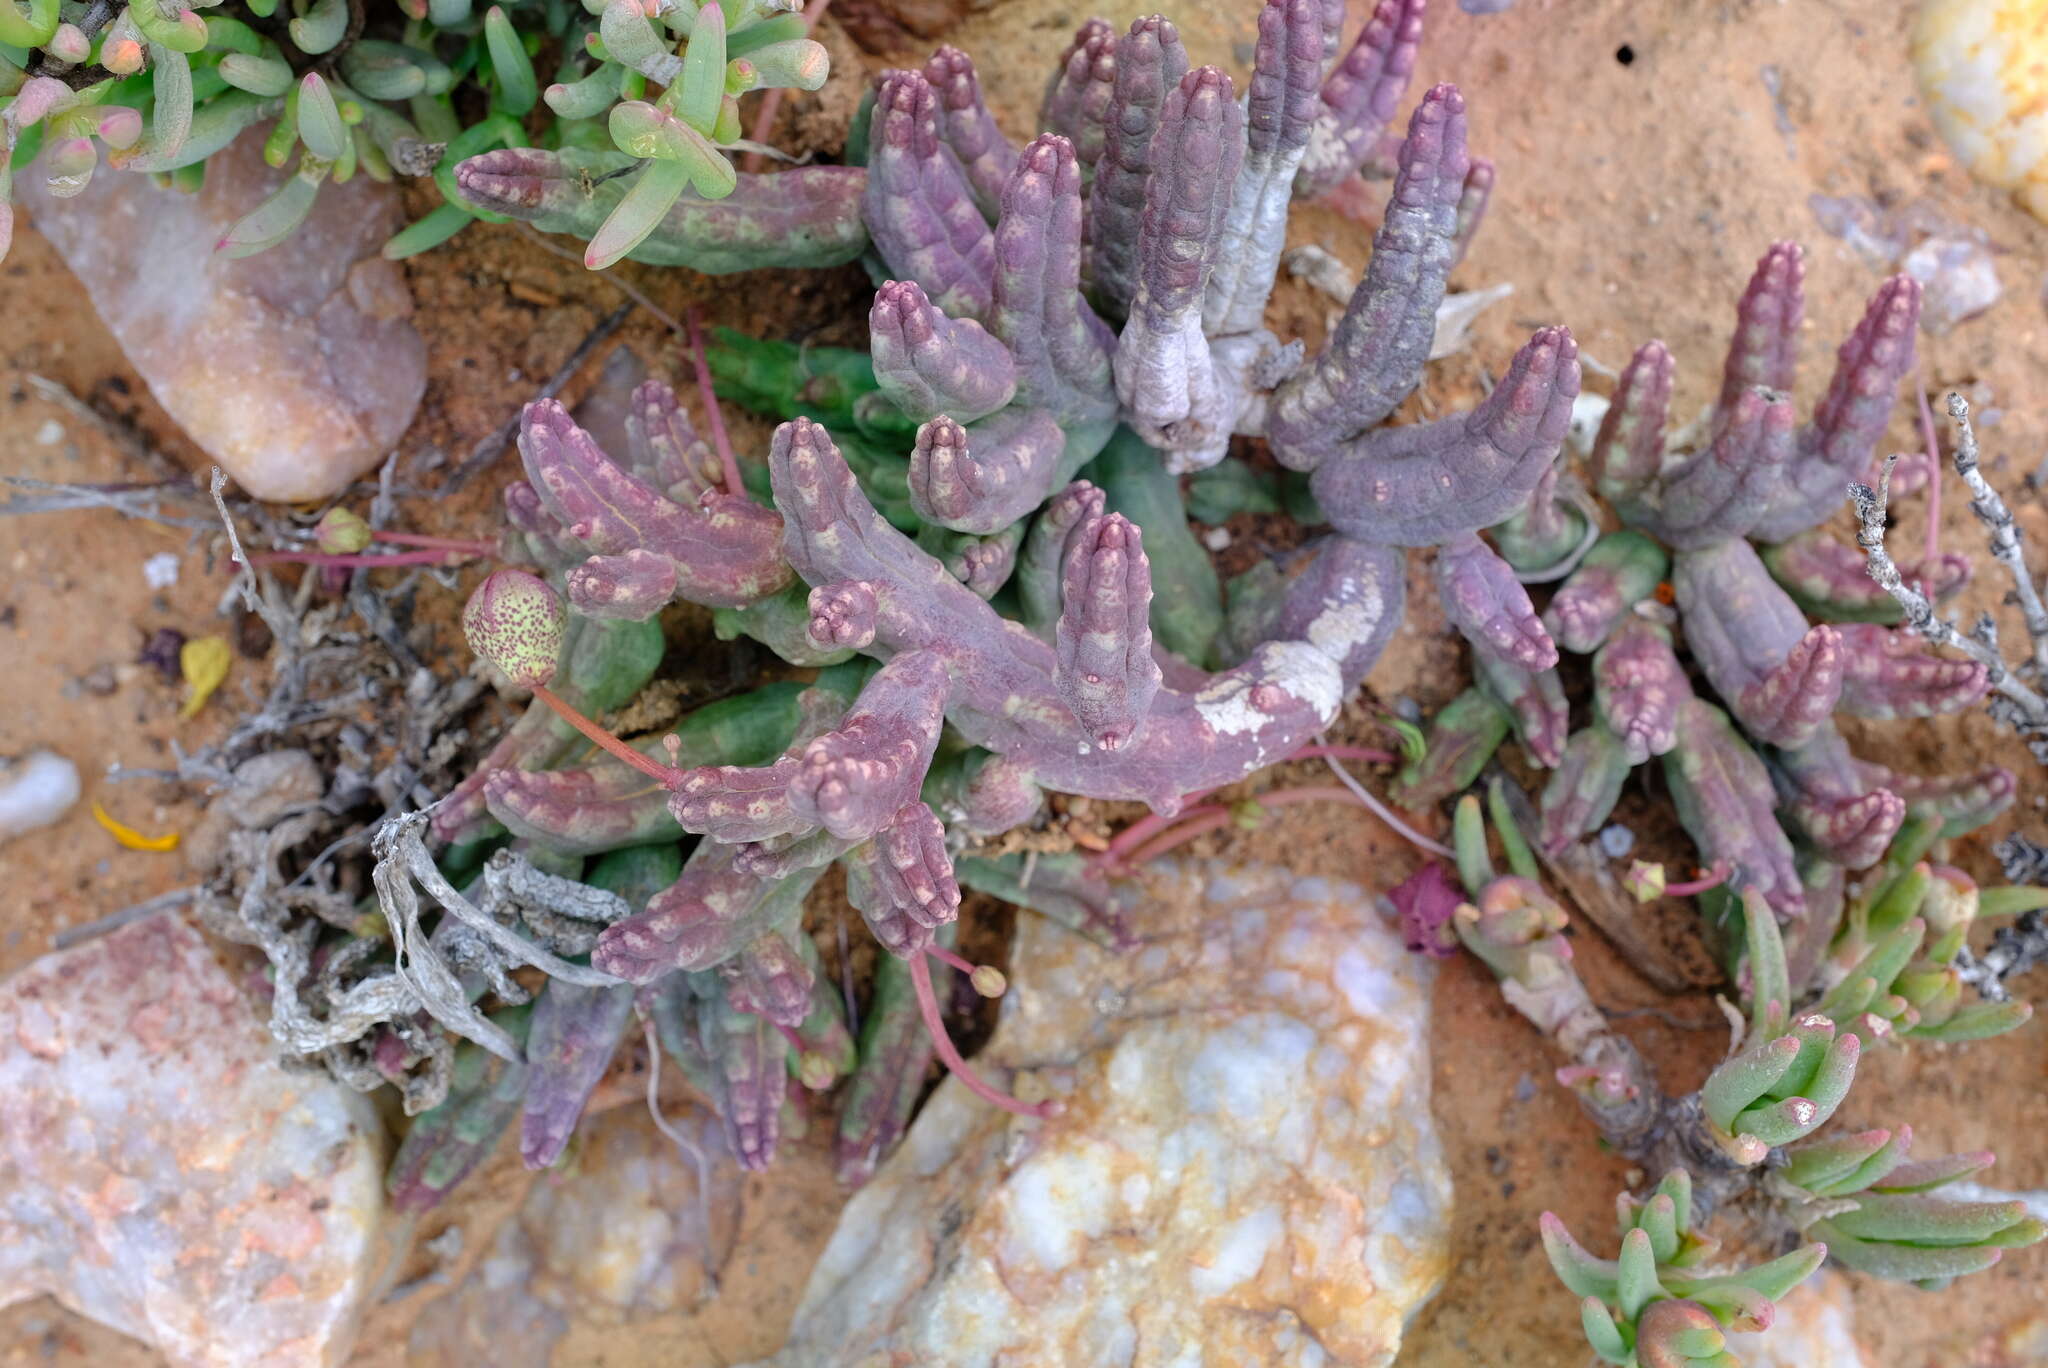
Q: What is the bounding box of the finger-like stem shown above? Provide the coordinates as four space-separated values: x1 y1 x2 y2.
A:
1039 18 1116 171
1593 618 1688 765
1310 324 1580 546
1833 622 1990 719
923 44 1016 218
1293 0 1425 199
1436 530 1558 670
1543 531 1669 654
990 134 1119 429
789 650 951 840
1087 14 1188 316
864 68 996 322
868 278 1016 424
1717 240 1805 426
1054 513 1162 751
1269 83 1469 470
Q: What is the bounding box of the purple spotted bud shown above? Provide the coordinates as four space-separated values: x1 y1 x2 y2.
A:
463 569 566 688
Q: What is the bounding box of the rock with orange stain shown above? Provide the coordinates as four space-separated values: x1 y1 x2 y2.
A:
407 1107 740 1368
757 859 1452 1368
0 914 387 1367
20 132 425 503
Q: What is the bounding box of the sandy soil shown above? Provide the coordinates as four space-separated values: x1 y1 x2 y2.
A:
3 0 2046 1364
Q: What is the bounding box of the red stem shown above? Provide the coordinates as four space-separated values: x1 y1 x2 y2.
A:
685 307 745 496
243 548 477 570
1664 859 1732 897
738 0 834 174
909 951 1054 1119
773 1020 806 1054
531 683 682 785
927 943 976 977
370 530 496 554
1915 381 1943 568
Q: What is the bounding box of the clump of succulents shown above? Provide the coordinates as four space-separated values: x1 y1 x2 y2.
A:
1393 242 2016 970
1422 789 2044 1362
365 0 1585 1183
0 0 829 262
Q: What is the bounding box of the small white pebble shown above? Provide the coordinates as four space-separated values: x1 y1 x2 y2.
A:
34 419 64 446
0 751 82 842
142 551 181 589
1567 393 1612 457
1202 526 1233 551
1598 824 1636 858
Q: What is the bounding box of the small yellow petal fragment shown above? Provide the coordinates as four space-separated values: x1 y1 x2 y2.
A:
91 801 181 852
179 634 232 719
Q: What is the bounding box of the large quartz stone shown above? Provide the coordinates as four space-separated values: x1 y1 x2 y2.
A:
408 1107 740 1367
759 859 1452 1368
0 914 388 1367
22 134 426 502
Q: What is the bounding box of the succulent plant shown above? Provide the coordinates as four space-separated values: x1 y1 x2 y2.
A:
0 0 831 262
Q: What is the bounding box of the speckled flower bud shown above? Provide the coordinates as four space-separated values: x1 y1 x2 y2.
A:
463 568 567 688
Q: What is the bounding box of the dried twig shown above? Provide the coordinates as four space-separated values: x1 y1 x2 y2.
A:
1850 442 2048 729
1948 393 2048 676
442 302 634 494
52 887 200 950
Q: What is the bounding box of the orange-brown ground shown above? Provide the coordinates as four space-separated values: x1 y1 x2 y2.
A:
4 0 2046 1363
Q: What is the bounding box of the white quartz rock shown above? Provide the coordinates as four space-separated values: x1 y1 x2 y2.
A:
0 914 388 1367
759 859 1452 1368
22 132 426 503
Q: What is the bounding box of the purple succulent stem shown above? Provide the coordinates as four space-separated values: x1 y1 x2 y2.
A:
1774 726 1907 870
1672 537 1839 746
865 69 997 323
1853 756 2015 837
520 399 791 609
785 649 950 840
990 133 1120 431
502 478 584 573
717 930 814 1027
1269 83 1469 471
1490 458 1586 574
1541 531 1670 655
832 943 935 1186
518 981 636 1169
484 742 681 855
907 409 1064 534
1088 15 1190 317
594 841 826 982
1436 530 1558 670
1647 385 1796 549
1309 324 1581 546
1539 724 1631 855
1592 617 1688 765
1204 0 1324 338
1263 535 1410 690
1293 0 1425 200
1055 512 1164 751
1751 274 1923 543
807 579 879 652
1832 622 1989 719
1735 623 1845 750
622 379 721 501
1589 339 1675 516
1018 479 1107 636
768 418 1394 811
1475 651 1568 768
566 547 680 620
1389 860 1464 957
929 521 1027 600
454 149 868 272
843 801 961 956
1717 240 1806 428
1451 157 1493 267
868 279 1018 425
701 987 786 1172
1039 18 1117 171
1113 66 1246 458
926 750 1046 837
1763 527 1971 623
1661 698 1804 920
923 45 1018 218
